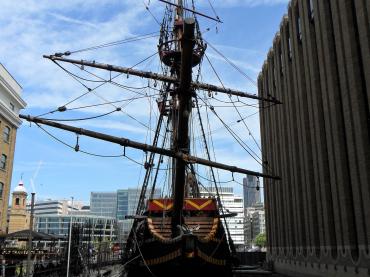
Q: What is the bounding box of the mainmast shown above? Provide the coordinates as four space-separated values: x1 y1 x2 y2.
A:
169 0 195 236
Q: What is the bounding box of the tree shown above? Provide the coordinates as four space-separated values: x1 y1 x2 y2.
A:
253 233 266 248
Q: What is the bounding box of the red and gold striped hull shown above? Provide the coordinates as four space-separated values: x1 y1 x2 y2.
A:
123 198 233 277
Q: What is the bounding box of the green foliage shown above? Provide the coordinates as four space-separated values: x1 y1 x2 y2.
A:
253 233 266 247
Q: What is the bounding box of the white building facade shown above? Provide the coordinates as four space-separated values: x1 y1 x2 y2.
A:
27 199 80 216
200 187 244 247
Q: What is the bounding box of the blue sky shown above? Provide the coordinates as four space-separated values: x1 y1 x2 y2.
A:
1 0 288 203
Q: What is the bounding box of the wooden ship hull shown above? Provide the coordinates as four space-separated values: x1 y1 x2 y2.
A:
122 14 234 277
124 198 233 277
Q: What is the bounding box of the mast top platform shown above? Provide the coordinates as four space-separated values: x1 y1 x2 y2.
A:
158 39 205 67
159 17 205 67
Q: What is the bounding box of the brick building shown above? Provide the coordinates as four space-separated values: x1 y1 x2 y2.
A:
0 63 26 234
8 181 30 234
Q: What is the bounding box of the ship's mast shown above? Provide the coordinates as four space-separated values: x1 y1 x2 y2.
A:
170 0 195 236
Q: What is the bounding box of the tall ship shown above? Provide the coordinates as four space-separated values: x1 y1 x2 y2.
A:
20 1 280 276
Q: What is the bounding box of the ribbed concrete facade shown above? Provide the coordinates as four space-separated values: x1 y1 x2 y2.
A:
258 0 370 276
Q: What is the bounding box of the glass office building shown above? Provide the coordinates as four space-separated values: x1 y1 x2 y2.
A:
90 192 117 218
34 214 117 241
116 188 160 241
243 175 261 208
116 188 161 220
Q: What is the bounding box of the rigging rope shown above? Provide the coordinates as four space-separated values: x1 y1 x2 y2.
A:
206 0 220 22
37 51 159 119
34 122 169 169
150 119 170 198
64 32 159 55
41 109 119 122
204 53 263 152
200 94 259 108
204 39 258 87
194 59 235 254
143 1 162 26
35 123 125 158
199 97 266 170
66 94 159 111
36 52 159 138
193 102 277 142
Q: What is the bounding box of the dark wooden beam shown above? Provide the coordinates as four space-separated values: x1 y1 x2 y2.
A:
20 114 281 180
43 55 282 104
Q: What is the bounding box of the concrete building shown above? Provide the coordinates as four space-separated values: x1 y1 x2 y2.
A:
251 210 265 239
8 181 30 234
244 203 265 248
200 186 244 246
258 0 370 275
90 192 117 218
27 199 79 216
71 205 90 216
34 214 117 242
0 63 26 234
243 175 261 208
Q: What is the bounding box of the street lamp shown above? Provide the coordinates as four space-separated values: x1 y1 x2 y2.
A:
250 216 253 248
66 197 74 277
26 192 35 277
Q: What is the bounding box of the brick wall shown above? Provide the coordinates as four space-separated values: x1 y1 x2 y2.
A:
0 115 17 234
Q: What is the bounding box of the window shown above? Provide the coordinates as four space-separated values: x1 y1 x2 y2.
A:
288 29 293 60
3 126 10 142
16 198 20 205
297 15 302 42
280 47 284 75
309 0 314 21
273 62 277 88
0 155 7 170
0 182 3 198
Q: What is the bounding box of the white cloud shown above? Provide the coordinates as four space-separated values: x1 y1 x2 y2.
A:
47 12 99 29
0 0 156 113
